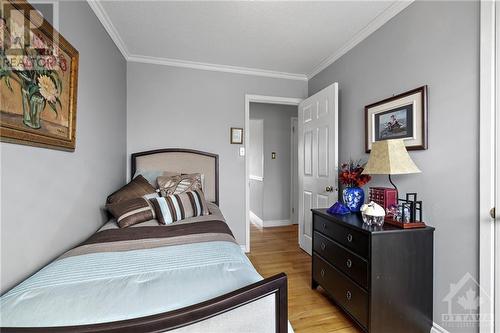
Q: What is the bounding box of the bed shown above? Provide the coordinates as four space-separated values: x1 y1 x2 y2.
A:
0 148 289 333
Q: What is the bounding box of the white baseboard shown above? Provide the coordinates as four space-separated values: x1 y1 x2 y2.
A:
263 219 292 227
430 322 449 333
249 211 292 228
240 245 249 253
249 211 263 228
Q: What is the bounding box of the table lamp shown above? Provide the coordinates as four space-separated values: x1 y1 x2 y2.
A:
362 139 421 194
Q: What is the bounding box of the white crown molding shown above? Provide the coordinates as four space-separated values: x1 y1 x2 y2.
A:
87 0 306 81
307 0 414 79
127 54 307 81
88 0 411 81
87 0 130 58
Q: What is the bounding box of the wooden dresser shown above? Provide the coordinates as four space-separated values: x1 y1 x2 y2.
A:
311 209 434 333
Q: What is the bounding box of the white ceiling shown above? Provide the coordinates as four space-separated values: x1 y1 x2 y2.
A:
91 1 412 80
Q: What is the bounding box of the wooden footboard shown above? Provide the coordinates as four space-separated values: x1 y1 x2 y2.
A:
3 273 288 333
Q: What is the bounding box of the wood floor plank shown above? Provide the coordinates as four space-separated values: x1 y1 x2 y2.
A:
247 224 362 333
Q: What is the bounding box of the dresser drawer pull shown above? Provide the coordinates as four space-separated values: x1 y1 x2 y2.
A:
346 259 352 268
321 242 326 251
346 291 352 301
347 233 353 242
320 269 325 278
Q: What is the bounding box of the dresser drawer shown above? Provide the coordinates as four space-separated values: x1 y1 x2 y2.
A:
313 255 368 329
313 215 369 258
313 232 368 289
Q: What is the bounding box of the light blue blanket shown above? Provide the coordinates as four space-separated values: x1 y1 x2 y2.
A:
0 241 262 327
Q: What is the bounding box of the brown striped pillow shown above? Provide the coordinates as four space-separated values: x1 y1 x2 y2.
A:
150 189 210 225
106 175 157 205
107 197 156 228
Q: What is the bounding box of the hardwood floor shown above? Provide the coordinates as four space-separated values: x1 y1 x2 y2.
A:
247 223 362 333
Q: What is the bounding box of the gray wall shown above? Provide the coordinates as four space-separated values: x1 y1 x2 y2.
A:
0 1 127 292
126 63 306 245
249 179 264 220
249 103 297 222
308 1 479 330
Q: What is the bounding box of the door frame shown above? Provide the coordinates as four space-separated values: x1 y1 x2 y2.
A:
244 95 303 253
480 1 497 332
290 117 299 225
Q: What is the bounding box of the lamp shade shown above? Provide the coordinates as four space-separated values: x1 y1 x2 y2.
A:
362 139 421 175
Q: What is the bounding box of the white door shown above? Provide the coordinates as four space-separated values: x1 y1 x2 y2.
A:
298 83 339 255
480 2 498 332
495 4 500 329
494 2 500 330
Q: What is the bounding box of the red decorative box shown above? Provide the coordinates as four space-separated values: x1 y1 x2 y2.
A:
368 187 397 213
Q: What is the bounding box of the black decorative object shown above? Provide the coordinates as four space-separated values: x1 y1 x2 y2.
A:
399 193 423 222
385 192 426 229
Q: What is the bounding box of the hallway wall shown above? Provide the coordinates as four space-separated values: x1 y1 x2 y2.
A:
249 103 297 225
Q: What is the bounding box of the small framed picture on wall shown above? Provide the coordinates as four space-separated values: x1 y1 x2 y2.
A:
365 86 428 152
230 127 243 144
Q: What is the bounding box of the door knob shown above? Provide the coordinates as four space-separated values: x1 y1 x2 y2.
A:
325 186 334 192
491 207 496 219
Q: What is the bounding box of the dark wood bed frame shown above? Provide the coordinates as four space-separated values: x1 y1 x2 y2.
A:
3 149 288 333
5 274 288 333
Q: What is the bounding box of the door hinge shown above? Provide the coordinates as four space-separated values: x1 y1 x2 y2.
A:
292 207 295 214
292 126 295 133
491 207 496 219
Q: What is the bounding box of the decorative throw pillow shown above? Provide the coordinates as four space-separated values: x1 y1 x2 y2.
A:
133 170 180 188
106 175 156 205
157 173 203 197
150 189 209 225
107 197 156 228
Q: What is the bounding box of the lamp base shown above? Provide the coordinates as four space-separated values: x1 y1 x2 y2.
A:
388 174 398 195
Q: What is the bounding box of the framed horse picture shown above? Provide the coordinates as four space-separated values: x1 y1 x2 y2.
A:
365 86 428 152
0 0 79 151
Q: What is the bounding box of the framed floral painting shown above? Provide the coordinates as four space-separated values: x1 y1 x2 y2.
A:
0 0 78 151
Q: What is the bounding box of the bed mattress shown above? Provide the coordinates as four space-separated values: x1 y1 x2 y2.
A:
0 203 262 328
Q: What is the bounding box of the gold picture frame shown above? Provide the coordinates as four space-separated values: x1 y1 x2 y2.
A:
0 0 79 151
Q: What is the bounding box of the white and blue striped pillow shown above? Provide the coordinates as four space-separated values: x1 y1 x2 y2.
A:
150 189 209 225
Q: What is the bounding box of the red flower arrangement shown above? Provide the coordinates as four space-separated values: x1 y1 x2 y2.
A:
339 160 371 188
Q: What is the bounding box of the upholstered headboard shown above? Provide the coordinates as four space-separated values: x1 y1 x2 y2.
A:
131 148 219 205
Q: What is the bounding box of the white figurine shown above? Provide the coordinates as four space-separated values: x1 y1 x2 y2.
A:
360 201 385 226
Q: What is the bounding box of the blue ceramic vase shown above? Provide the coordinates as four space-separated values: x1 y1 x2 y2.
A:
342 187 364 212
